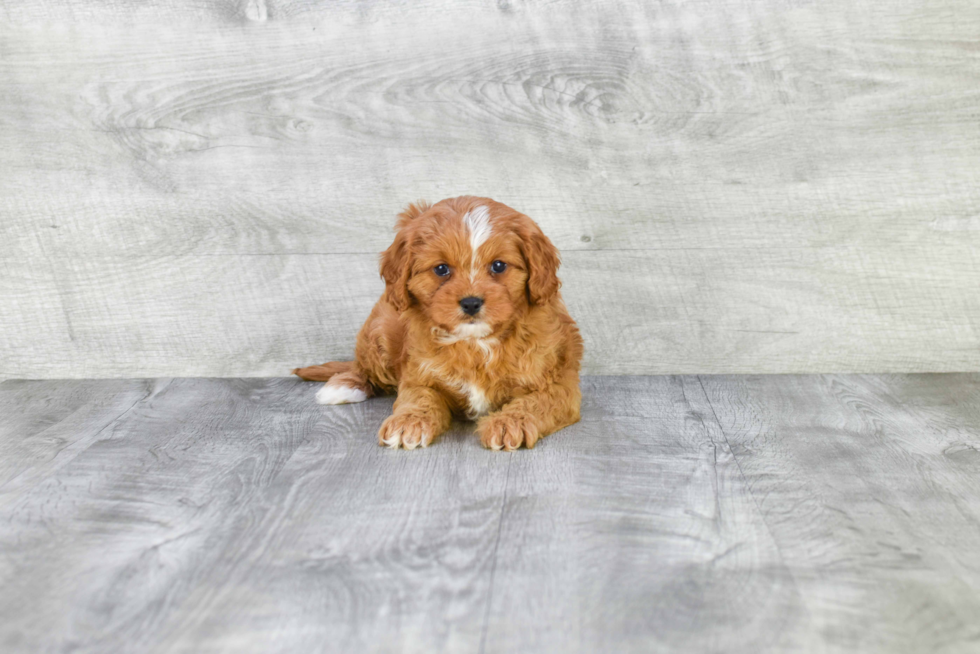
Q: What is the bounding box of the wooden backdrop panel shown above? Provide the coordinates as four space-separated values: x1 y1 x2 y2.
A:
2 0 979 377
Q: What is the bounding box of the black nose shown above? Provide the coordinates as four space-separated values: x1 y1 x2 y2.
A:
459 296 484 316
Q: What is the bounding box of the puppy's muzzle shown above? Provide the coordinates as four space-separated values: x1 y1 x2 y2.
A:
459 296 484 316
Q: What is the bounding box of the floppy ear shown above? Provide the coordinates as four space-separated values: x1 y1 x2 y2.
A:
379 201 428 311
518 218 561 305
395 200 430 229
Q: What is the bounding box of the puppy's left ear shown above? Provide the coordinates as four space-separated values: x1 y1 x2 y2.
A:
519 217 561 305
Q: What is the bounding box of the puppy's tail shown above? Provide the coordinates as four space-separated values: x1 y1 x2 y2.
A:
292 361 354 382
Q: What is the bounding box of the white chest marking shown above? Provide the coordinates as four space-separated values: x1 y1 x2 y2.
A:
461 382 492 419
417 354 495 419
462 205 492 281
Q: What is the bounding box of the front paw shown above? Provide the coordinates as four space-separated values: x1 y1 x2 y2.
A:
378 413 436 450
477 412 540 451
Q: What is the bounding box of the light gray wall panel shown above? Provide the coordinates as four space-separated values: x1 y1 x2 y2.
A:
2 1 979 376
3 246 976 377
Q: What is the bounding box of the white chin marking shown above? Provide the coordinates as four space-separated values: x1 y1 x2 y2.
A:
454 322 493 340
434 322 493 344
316 383 368 405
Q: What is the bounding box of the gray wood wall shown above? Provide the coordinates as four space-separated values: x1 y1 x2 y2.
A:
2 0 979 378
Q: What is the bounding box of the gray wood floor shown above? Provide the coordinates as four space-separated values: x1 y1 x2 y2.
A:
2 374 979 653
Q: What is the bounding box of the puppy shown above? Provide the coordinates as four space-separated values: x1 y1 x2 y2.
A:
293 196 583 450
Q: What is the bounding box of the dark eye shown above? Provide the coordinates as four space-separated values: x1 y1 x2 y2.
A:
434 264 450 277
491 260 507 273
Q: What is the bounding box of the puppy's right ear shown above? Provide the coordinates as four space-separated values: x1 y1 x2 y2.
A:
379 201 428 311
395 200 429 229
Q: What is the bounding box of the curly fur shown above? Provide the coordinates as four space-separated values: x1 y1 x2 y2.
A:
294 196 583 451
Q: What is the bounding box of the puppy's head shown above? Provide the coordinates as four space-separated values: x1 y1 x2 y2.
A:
379 196 561 339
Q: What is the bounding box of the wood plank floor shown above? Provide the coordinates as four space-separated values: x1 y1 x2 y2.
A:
1 375 979 653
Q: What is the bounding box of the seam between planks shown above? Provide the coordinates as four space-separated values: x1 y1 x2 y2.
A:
477 454 514 654
693 375 812 617
0 378 173 502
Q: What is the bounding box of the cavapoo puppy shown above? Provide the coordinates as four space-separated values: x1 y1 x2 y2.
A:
293 196 583 451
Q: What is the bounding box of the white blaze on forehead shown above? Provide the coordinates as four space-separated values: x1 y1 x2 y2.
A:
462 206 493 278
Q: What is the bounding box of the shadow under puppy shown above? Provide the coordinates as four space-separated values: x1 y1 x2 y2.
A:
293 196 583 450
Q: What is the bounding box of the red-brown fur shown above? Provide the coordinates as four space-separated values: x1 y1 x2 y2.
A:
293 196 583 450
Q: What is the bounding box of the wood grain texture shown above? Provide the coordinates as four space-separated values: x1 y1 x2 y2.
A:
2 0 980 376
3 246 977 377
480 376 808 653
0 378 153 495
2 374 980 652
0 377 510 653
698 373 980 653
